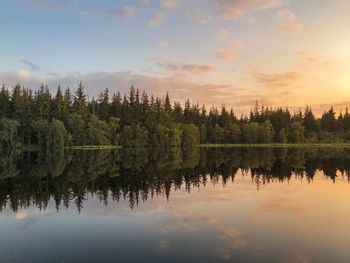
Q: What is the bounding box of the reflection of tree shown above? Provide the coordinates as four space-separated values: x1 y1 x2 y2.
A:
0 147 350 212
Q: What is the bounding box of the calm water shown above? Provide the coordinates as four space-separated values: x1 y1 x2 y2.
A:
0 148 350 262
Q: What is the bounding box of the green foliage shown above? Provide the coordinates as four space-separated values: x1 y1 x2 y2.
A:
321 107 337 132
258 121 274 143
120 123 149 147
47 118 71 152
242 123 259 144
288 122 304 143
109 117 120 145
65 113 86 145
277 128 288 143
31 118 49 148
86 115 110 145
181 123 200 148
0 84 347 149
227 123 241 144
0 118 20 152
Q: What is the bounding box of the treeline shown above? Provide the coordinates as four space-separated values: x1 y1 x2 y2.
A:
1 83 350 151
1 147 349 212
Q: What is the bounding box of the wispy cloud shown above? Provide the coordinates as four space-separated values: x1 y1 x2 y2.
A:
158 41 170 48
110 5 136 18
188 9 211 25
20 60 40 71
216 50 237 60
215 29 244 61
161 0 180 10
79 10 88 16
148 11 166 27
15 0 75 11
254 71 303 88
216 0 286 20
157 60 215 75
277 9 304 32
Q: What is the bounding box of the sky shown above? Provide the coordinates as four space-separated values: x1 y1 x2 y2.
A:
0 0 350 114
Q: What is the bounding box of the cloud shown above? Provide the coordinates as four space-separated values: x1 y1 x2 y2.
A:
79 10 88 16
148 11 166 27
258 197 306 215
110 5 136 18
156 60 215 74
20 60 40 71
254 71 303 88
15 0 74 11
0 70 232 108
188 9 211 25
158 41 170 48
161 0 180 9
215 31 244 61
277 9 304 32
216 50 238 60
17 70 30 79
282 255 310 263
281 23 304 32
216 0 286 20
217 226 248 260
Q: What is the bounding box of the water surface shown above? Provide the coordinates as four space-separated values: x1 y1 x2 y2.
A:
0 148 350 262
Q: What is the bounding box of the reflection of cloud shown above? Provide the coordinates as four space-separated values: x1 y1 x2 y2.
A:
216 226 247 261
18 217 38 230
15 211 27 220
158 239 170 251
282 255 310 263
218 227 247 249
258 197 306 215
160 212 217 234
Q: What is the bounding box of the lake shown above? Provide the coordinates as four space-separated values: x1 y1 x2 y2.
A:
0 147 350 262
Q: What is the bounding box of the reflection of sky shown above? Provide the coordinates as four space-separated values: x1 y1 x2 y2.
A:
0 171 349 262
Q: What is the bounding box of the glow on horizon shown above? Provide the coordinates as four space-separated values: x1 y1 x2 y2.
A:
0 0 349 114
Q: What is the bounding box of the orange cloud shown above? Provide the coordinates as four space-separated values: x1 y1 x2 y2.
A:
216 0 286 20
254 71 303 88
161 0 180 10
157 60 215 74
17 70 30 79
277 9 304 33
216 50 238 60
281 23 304 32
149 11 166 26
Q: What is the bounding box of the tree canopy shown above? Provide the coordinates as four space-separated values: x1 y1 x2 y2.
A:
0 84 349 152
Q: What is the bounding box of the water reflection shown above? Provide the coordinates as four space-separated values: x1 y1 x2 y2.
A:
1 147 349 212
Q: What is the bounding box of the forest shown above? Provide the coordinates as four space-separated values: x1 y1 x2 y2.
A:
1 82 350 153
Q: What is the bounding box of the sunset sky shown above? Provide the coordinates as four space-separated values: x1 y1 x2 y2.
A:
1 0 349 114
